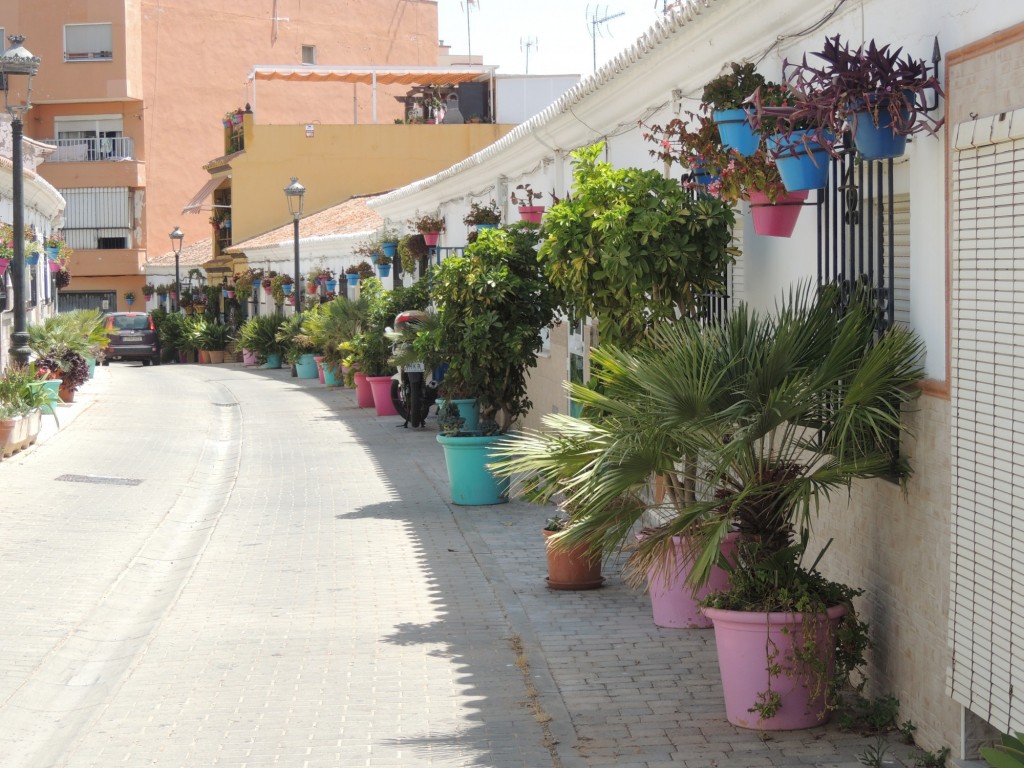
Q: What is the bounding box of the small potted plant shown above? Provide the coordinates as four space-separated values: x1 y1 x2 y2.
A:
397 234 429 276
142 283 156 300
375 252 392 278
270 273 293 304
378 226 401 259
701 61 767 156
462 200 501 231
410 212 446 247
123 290 136 306
510 184 546 223
344 263 361 287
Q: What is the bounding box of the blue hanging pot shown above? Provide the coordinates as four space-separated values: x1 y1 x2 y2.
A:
713 108 760 157
767 130 833 191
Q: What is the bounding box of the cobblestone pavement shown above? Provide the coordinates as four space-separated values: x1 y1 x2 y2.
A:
0 362 932 767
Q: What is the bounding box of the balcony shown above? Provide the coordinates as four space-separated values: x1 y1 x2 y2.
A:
41 137 135 163
38 138 145 189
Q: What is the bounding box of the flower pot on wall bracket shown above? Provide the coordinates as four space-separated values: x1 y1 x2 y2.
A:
713 108 760 156
518 206 545 224
326 279 337 292
376 264 391 278
381 241 398 258
748 189 809 238
346 273 360 286
25 253 39 267
48 260 62 273
0 258 9 277
851 106 909 160
767 130 833 191
282 283 293 295
422 231 441 247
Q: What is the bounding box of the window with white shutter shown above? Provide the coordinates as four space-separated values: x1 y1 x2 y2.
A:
949 110 1024 734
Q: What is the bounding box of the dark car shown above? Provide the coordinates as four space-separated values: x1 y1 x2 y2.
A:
103 312 160 366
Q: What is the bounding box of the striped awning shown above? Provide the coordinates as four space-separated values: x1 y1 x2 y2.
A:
182 176 227 214
247 65 495 86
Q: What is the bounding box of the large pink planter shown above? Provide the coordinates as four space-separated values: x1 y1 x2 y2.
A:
644 532 738 629
704 604 846 731
367 375 398 416
749 189 808 237
242 349 258 367
353 373 374 408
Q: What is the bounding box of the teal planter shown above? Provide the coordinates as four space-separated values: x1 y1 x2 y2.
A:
713 108 760 156
437 433 509 506
326 279 338 292
381 241 398 258
377 263 391 278
263 352 283 369
323 363 341 386
346 273 359 286
86 356 96 379
295 353 319 379
25 252 40 267
40 379 62 416
450 398 480 433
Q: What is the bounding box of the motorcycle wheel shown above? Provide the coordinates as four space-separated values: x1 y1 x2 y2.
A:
408 379 425 428
391 378 411 423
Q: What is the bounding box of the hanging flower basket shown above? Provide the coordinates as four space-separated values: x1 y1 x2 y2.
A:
749 189 809 238
422 231 441 247
713 108 761 157
766 130 833 192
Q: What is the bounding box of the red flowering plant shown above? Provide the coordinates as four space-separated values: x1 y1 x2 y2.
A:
641 111 788 203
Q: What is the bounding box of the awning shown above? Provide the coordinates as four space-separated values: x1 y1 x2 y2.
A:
246 65 497 125
247 65 495 86
182 176 227 214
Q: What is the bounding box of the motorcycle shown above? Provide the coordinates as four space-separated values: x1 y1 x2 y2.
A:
387 310 443 428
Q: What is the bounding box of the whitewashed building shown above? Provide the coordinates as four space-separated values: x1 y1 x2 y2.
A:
370 0 1024 761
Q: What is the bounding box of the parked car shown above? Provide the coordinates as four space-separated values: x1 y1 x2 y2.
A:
102 312 160 366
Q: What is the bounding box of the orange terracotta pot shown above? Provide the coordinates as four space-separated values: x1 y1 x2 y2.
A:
543 529 604 590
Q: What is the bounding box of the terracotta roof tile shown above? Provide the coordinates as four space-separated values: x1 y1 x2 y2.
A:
227 194 385 253
147 238 213 267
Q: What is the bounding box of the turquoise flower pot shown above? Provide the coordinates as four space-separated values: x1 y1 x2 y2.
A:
381 241 398 258
347 273 359 286
767 130 833 192
263 352 283 369
295 353 319 379
713 108 760 157
450 398 480 433
323 363 341 386
437 433 509 506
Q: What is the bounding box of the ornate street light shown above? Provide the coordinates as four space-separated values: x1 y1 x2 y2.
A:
284 177 305 317
169 226 184 312
0 35 41 366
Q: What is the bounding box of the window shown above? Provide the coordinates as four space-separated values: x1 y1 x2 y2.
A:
58 187 133 250
54 115 126 160
302 45 317 65
64 23 113 61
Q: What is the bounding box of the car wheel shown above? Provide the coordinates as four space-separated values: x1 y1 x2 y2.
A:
152 357 161 366
142 359 151 367
101 360 110 366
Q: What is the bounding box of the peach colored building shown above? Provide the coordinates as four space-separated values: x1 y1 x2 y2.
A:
0 0 440 311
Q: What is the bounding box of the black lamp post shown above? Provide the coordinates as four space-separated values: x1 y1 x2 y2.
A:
169 226 184 313
0 35 40 367
284 177 305 316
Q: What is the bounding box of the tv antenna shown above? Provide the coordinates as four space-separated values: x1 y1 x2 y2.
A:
520 36 539 74
461 0 480 59
586 6 625 72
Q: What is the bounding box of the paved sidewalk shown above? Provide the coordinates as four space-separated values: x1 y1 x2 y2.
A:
0 363 934 767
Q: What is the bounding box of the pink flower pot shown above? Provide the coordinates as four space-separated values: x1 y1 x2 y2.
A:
353 372 374 408
518 206 545 224
703 604 847 731
314 356 325 383
749 189 808 237
422 231 440 247
242 349 258 367
367 375 399 416
642 532 738 629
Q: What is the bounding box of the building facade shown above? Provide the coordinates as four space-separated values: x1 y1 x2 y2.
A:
0 0 440 312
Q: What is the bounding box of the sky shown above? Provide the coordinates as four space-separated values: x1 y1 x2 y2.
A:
436 0 670 77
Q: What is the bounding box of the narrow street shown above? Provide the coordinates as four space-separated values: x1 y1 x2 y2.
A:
0 363 931 767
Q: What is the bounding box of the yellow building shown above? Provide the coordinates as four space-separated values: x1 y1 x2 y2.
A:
1 0 440 311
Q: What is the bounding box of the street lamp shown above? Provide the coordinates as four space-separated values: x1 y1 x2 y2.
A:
284 177 305 316
169 226 184 312
0 35 40 366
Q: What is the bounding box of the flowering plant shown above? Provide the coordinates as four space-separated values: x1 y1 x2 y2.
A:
0 223 38 260
409 212 445 234
44 233 65 249
462 200 501 226
123 291 136 301
510 183 544 207
142 283 156 297
642 113 788 204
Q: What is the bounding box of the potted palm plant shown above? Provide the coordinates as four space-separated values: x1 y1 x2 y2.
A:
491 282 925 730
199 322 232 364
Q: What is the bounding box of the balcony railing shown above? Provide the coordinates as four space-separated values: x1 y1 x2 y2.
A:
41 137 136 163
